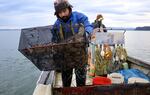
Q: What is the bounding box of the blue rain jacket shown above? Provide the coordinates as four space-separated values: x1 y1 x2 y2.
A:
52 11 93 42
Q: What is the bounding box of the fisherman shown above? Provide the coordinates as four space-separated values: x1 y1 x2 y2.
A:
52 0 93 87
88 14 108 77
93 14 107 32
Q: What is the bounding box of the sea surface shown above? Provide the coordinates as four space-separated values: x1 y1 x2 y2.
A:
0 29 150 95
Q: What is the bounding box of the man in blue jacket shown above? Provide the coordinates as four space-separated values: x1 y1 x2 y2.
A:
52 0 93 87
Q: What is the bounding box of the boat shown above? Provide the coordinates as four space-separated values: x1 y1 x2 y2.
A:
32 56 150 95
18 26 150 95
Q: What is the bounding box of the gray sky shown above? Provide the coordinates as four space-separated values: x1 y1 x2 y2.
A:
0 0 150 29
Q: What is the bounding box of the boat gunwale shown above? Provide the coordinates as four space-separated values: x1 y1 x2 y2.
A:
127 56 150 69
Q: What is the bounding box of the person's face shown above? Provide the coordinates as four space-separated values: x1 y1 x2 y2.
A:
97 18 103 21
58 8 70 21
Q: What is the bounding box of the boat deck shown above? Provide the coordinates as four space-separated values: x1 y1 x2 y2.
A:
33 56 150 95
54 69 92 88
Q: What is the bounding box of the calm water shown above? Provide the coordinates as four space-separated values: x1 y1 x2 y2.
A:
125 31 150 63
0 30 40 95
0 30 150 95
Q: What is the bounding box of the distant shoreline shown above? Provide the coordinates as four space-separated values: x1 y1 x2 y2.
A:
0 29 20 31
135 26 150 31
1 26 150 31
